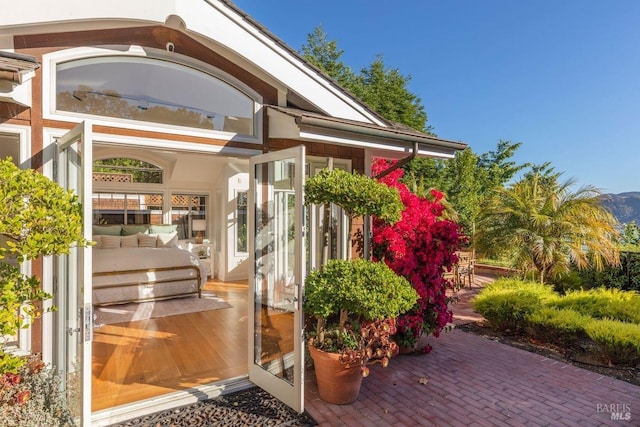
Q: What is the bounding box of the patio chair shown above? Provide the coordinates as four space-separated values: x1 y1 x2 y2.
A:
456 250 475 288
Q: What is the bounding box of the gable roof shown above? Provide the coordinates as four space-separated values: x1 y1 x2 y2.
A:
0 0 467 155
0 0 386 124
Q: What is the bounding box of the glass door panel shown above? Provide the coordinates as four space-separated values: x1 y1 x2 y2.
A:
248 146 305 412
56 121 93 426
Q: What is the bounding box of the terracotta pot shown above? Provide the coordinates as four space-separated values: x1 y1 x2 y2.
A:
308 343 363 405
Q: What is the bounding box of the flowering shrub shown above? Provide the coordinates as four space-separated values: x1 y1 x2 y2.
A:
0 355 74 426
371 159 463 351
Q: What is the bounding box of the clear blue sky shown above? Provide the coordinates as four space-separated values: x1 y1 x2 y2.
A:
232 0 640 195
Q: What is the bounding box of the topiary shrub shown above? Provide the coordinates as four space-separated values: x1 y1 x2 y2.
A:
304 258 418 374
305 168 403 226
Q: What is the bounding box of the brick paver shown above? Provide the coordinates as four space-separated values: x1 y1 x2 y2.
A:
304 275 639 426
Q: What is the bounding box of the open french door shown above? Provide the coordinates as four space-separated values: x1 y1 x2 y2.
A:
248 145 306 413
55 121 93 426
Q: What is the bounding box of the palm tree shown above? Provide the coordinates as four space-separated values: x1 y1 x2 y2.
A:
476 173 620 283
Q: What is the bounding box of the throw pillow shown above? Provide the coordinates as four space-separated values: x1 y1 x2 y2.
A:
122 224 150 236
138 233 157 248
121 234 138 248
101 235 121 249
92 224 122 236
156 232 178 248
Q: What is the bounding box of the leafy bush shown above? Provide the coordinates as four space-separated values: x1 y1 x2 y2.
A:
549 270 586 293
0 158 86 424
547 288 640 324
1 158 89 374
472 279 557 333
0 356 75 426
476 279 640 367
573 251 640 292
526 308 591 347
584 319 640 366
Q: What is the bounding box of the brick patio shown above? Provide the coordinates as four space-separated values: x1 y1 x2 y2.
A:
304 274 639 426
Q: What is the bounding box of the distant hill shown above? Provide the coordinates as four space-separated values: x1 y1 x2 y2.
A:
600 192 640 225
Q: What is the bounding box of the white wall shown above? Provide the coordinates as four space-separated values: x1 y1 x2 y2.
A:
217 163 249 281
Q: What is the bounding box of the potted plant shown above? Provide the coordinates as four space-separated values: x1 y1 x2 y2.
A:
304 167 416 404
304 257 418 404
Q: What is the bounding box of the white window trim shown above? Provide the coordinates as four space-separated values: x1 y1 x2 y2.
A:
0 123 31 168
42 45 264 144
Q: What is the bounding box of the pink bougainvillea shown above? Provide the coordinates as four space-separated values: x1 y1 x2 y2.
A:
371 159 463 351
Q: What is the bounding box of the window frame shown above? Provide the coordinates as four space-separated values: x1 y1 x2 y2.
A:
43 46 263 144
235 190 248 254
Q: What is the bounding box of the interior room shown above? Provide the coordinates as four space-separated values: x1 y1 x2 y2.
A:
90 144 253 411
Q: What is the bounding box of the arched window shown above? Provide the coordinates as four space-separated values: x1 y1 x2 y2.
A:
56 56 255 135
93 158 163 184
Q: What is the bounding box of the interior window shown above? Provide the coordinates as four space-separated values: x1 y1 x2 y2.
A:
94 158 163 184
92 193 164 225
56 56 255 135
236 191 248 253
171 194 208 241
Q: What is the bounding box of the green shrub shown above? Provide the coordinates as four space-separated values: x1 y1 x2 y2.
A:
584 319 640 366
472 279 557 333
304 168 403 225
550 270 586 293
575 251 640 292
548 288 640 324
526 308 591 347
1 158 89 374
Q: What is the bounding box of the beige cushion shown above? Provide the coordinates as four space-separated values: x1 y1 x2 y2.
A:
156 232 178 248
101 235 121 249
138 233 157 248
121 234 139 248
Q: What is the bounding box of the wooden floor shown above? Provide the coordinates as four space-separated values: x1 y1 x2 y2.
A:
91 279 249 411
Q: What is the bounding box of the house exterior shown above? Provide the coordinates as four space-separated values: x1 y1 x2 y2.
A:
0 1 465 425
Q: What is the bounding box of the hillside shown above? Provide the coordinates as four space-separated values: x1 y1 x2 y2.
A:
600 192 640 225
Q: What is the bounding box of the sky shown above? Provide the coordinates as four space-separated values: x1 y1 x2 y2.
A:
231 0 640 195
